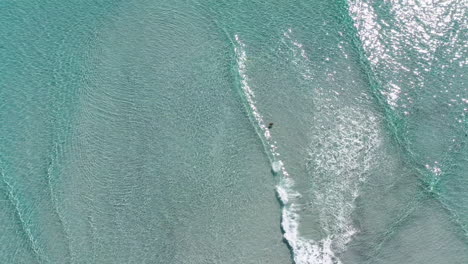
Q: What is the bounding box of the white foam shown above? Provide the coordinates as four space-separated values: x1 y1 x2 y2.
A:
278 180 342 264
271 161 282 173
305 106 381 256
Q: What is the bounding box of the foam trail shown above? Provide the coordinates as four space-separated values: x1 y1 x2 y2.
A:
234 35 341 264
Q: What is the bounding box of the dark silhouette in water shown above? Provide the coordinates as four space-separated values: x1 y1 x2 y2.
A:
268 123 274 129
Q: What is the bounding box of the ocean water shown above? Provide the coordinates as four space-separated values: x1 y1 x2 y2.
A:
0 0 466 263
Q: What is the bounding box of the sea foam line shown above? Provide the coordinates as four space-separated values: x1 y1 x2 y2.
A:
234 35 341 264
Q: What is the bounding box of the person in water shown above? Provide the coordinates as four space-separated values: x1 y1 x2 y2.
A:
268 122 274 129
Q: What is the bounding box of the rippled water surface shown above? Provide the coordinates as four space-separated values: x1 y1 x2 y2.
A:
0 0 466 263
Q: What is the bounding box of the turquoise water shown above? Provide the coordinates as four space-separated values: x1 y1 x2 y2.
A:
0 0 466 263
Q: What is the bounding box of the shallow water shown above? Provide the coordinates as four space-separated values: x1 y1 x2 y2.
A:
0 0 466 263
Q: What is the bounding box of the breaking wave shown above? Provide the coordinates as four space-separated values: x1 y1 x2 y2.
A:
234 33 381 263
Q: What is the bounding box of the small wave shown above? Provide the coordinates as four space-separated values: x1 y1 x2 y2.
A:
234 34 360 264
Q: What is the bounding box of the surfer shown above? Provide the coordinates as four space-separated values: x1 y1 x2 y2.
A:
268 122 274 129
